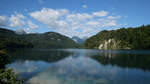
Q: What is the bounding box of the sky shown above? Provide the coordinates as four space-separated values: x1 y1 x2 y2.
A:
0 0 150 38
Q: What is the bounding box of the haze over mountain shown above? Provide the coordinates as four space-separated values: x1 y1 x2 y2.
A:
72 36 87 44
15 29 26 35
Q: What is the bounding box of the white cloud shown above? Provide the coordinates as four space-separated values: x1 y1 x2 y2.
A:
27 20 39 29
24 28 31 33
86 21 100 28
107 15 121 19
9 13 25 27
30 8 69 29
0 16 7 26
93 11 109 17
82 5 87 8
87 21 99 26
102 20 117 27
30 8 123 37
8 13 39 33
66 13 93 23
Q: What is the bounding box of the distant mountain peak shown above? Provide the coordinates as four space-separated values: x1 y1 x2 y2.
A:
15 29 26 35
72 36 86 43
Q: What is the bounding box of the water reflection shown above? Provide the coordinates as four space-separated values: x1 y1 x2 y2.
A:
91 50 150 71
7 60 51 81
27 56 110 84
6 49 150 84
26 56 150 84
7 48 71 63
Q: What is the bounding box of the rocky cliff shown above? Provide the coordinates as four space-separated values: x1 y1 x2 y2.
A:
98 38 130 49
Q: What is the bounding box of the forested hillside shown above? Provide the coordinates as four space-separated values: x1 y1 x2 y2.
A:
84 25 150 49
0 28 33 49
21 32 79 48
0 28 79 49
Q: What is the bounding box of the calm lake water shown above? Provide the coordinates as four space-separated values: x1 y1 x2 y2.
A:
6 49 150 84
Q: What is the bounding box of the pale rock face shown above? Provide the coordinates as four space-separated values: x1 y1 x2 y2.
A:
108 39 111 43
99 44 103 49
98 38 123 49
104 40 108 49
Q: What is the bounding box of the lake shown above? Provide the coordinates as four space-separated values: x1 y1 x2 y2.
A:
6 49 150 84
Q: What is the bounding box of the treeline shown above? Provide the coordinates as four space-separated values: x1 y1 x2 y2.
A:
0 28 33 49
20 32 79 48
0 28 79 49
85 25 150 49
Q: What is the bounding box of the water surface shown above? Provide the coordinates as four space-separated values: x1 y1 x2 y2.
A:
7 49 150 84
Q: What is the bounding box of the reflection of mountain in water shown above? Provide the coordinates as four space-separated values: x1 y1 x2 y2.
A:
6 49 150 84
7 49 71 63
27 56 112 84
91 50 150 71
27 55 150 84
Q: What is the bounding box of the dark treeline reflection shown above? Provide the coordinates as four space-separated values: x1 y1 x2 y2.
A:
91 50 150 71
7 48 71 63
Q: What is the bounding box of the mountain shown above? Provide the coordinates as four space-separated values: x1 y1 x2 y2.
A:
15 29 26 35
84 25 150 49
72 36 84 43
0 28 79 49
72 36 87 44
0 28 33 49
21 32 79 48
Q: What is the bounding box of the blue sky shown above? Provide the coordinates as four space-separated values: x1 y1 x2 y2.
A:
0 0 150 37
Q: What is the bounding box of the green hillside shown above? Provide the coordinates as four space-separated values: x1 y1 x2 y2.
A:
20 32 79 48
84 25 150 49
0 28 33 49
0 28 79 49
